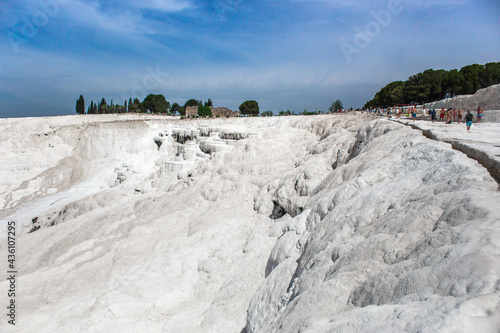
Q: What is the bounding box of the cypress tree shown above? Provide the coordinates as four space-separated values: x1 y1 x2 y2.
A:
100 98 106 114
76 95 85 115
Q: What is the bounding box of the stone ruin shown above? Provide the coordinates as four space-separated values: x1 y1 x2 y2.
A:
183 105 240 117
185 106 198 117
209 106 240 117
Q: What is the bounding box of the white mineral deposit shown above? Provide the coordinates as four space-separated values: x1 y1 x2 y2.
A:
1 113 499 332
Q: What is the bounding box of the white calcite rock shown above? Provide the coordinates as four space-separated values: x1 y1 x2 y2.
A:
0 113 499 333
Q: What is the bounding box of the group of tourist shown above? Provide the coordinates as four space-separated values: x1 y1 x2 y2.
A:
428 107 464 124
370 105 485 131
386 106 422 122
426 106 483 130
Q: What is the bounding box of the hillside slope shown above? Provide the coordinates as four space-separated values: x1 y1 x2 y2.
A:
425 83 500 114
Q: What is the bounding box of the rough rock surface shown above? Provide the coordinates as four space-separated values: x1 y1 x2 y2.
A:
0 114 499 333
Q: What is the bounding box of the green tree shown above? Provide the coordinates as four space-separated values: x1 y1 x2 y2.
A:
261 111 273 116
88 101 94 114
141 94 170 114
76 95 85 114
205 98 213 107
91 101 97 114
427 69 445 101
364 62 500 108
171 103 180 114
445 69 464 96
178 106 185 116
403 74 420 103
483 62 500 87
198 105 212 117
184 99 199 108
460 64 484 94
239 100 259 116
99 98 107 114
129 102 139 113
391 85 404 104
375 81 404 106
329 99 343 113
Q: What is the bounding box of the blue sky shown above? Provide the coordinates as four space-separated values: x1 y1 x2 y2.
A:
0 0 499 117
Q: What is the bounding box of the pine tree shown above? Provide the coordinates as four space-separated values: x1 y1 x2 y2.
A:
124 100 128 113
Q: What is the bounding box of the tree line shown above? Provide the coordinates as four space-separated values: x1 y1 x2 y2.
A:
76 95 173 115
76 94 261 117
364 62 500 109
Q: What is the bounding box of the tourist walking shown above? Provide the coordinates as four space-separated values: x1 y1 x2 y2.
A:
465 111 474 131
430 109 437 123
457 108 463 124
440 107 445 121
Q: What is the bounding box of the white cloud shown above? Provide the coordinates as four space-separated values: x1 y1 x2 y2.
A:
124 0 192 12
285 0 467 7
61 0 194 36
2 0 192 35
64 1 142 34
